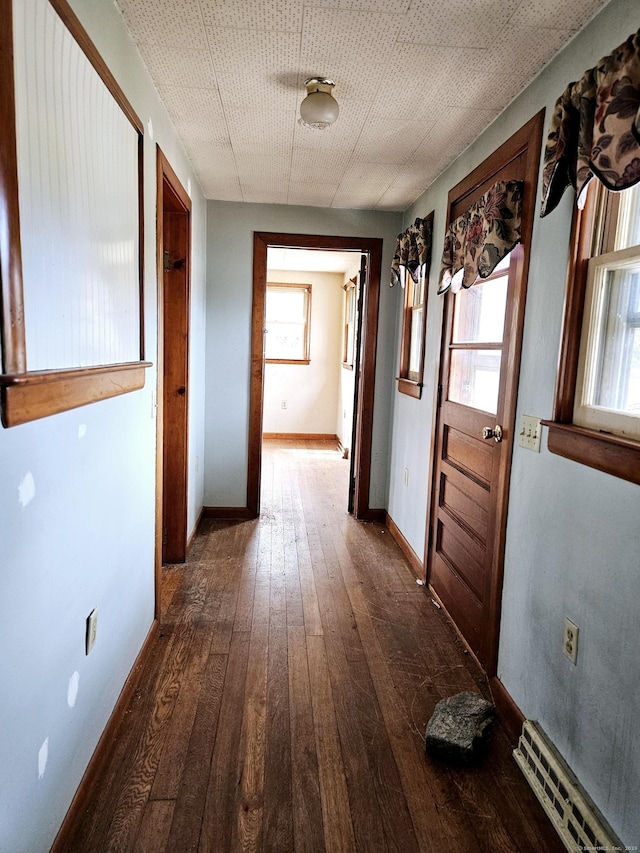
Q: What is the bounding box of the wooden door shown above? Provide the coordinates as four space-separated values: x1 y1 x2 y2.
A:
427 113 543 674
156 149 191 570
348 253 367 514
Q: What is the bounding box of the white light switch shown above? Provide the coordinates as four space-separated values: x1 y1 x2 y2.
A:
519 415 542 452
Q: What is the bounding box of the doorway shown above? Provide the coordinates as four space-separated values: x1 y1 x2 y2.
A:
426 112 544 675
250 233 383 520
156 147 191 587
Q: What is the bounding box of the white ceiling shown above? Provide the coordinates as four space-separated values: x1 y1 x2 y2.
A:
116 0 611 211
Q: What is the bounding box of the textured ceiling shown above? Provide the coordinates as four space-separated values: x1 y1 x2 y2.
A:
116 0 611 211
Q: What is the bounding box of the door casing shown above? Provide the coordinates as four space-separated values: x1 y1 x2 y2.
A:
425 111 544 676
155 147 191 605
250 232 383 520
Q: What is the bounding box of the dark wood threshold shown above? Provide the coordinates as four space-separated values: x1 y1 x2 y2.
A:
386 513 424 579
202 506 255 520
543 420 640 486
262 432 338 441
50 619 158 853
358 507 386 523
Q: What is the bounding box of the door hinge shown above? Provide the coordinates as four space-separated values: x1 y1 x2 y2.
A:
437 384 443 407
162 527 167 545
163 250 171 272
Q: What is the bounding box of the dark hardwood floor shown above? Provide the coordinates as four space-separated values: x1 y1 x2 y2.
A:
64 438 562 852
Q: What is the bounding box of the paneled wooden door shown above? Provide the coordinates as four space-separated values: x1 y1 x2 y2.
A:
156 148 191 575
427 112 544 675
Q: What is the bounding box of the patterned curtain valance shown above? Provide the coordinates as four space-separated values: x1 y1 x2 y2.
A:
390 215 433 287
438 180 524 295
540 28 640 217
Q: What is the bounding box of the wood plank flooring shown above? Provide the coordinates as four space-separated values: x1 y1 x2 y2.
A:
64 438 563 852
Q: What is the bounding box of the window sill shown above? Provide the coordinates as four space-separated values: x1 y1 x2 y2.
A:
396 377 422 399
0 362 151 427
543 420 640 486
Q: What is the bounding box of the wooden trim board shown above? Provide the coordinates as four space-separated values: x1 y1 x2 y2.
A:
50 619 158 853
386 513 424 579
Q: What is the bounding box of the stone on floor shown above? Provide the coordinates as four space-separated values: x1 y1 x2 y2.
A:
425 691 495 764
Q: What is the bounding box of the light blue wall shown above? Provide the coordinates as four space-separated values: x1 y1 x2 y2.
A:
204 201 402 509
391 0 640 842
0 1 207 851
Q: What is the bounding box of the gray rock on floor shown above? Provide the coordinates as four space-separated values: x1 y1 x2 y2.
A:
425 691 495 764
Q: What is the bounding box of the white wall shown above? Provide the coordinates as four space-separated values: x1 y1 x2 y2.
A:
264 269 343 435
390 0 640 843
0 1 207 850
204 202 402 509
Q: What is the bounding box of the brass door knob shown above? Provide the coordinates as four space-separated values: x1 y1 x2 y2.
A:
482 424 503 442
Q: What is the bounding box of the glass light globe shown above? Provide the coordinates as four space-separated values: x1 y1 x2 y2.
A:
299 90 339 130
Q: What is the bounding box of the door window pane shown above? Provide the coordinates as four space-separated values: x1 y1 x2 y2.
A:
452 276 508 344
449 349 502 413
408 306 423 379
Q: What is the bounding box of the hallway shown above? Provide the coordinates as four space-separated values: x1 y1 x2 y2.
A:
62 439 560 852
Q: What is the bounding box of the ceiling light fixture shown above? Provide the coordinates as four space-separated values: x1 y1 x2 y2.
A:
298 77 339 130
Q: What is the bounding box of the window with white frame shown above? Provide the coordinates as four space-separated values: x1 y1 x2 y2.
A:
264 283 311 363
546 181 640 484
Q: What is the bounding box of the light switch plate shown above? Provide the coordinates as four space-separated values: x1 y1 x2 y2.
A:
519 415 542 452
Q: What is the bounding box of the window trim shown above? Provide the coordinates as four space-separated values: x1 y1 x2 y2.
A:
396 211 433 399
264 282 311 365
543 185 640 486
0 0 150 428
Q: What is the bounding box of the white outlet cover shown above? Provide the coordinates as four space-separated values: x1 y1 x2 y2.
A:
86 609 98 655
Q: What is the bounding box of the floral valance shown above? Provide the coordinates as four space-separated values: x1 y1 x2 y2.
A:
390 214 433 287
540 28 640 217
438 179 524 295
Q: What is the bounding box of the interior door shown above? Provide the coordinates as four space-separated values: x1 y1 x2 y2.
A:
160 172 190 565
427 112 543 674
348 253 367 514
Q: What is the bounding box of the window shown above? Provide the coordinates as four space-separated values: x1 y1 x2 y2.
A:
396 211 433 399
342 276 357 369
546 181 640 484
397 265 428 398
265 283 311 363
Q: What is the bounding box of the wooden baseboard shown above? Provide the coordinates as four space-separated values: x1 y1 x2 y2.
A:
489 675 525 744
186 506 204 553
202 506 254 520
50 620 158 853
386 513 424 578
337 438 349 459
262 432 338 441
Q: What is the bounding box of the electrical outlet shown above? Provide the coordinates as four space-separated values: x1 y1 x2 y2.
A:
86 609 98 655
563 617 579 665
281 400 287 409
